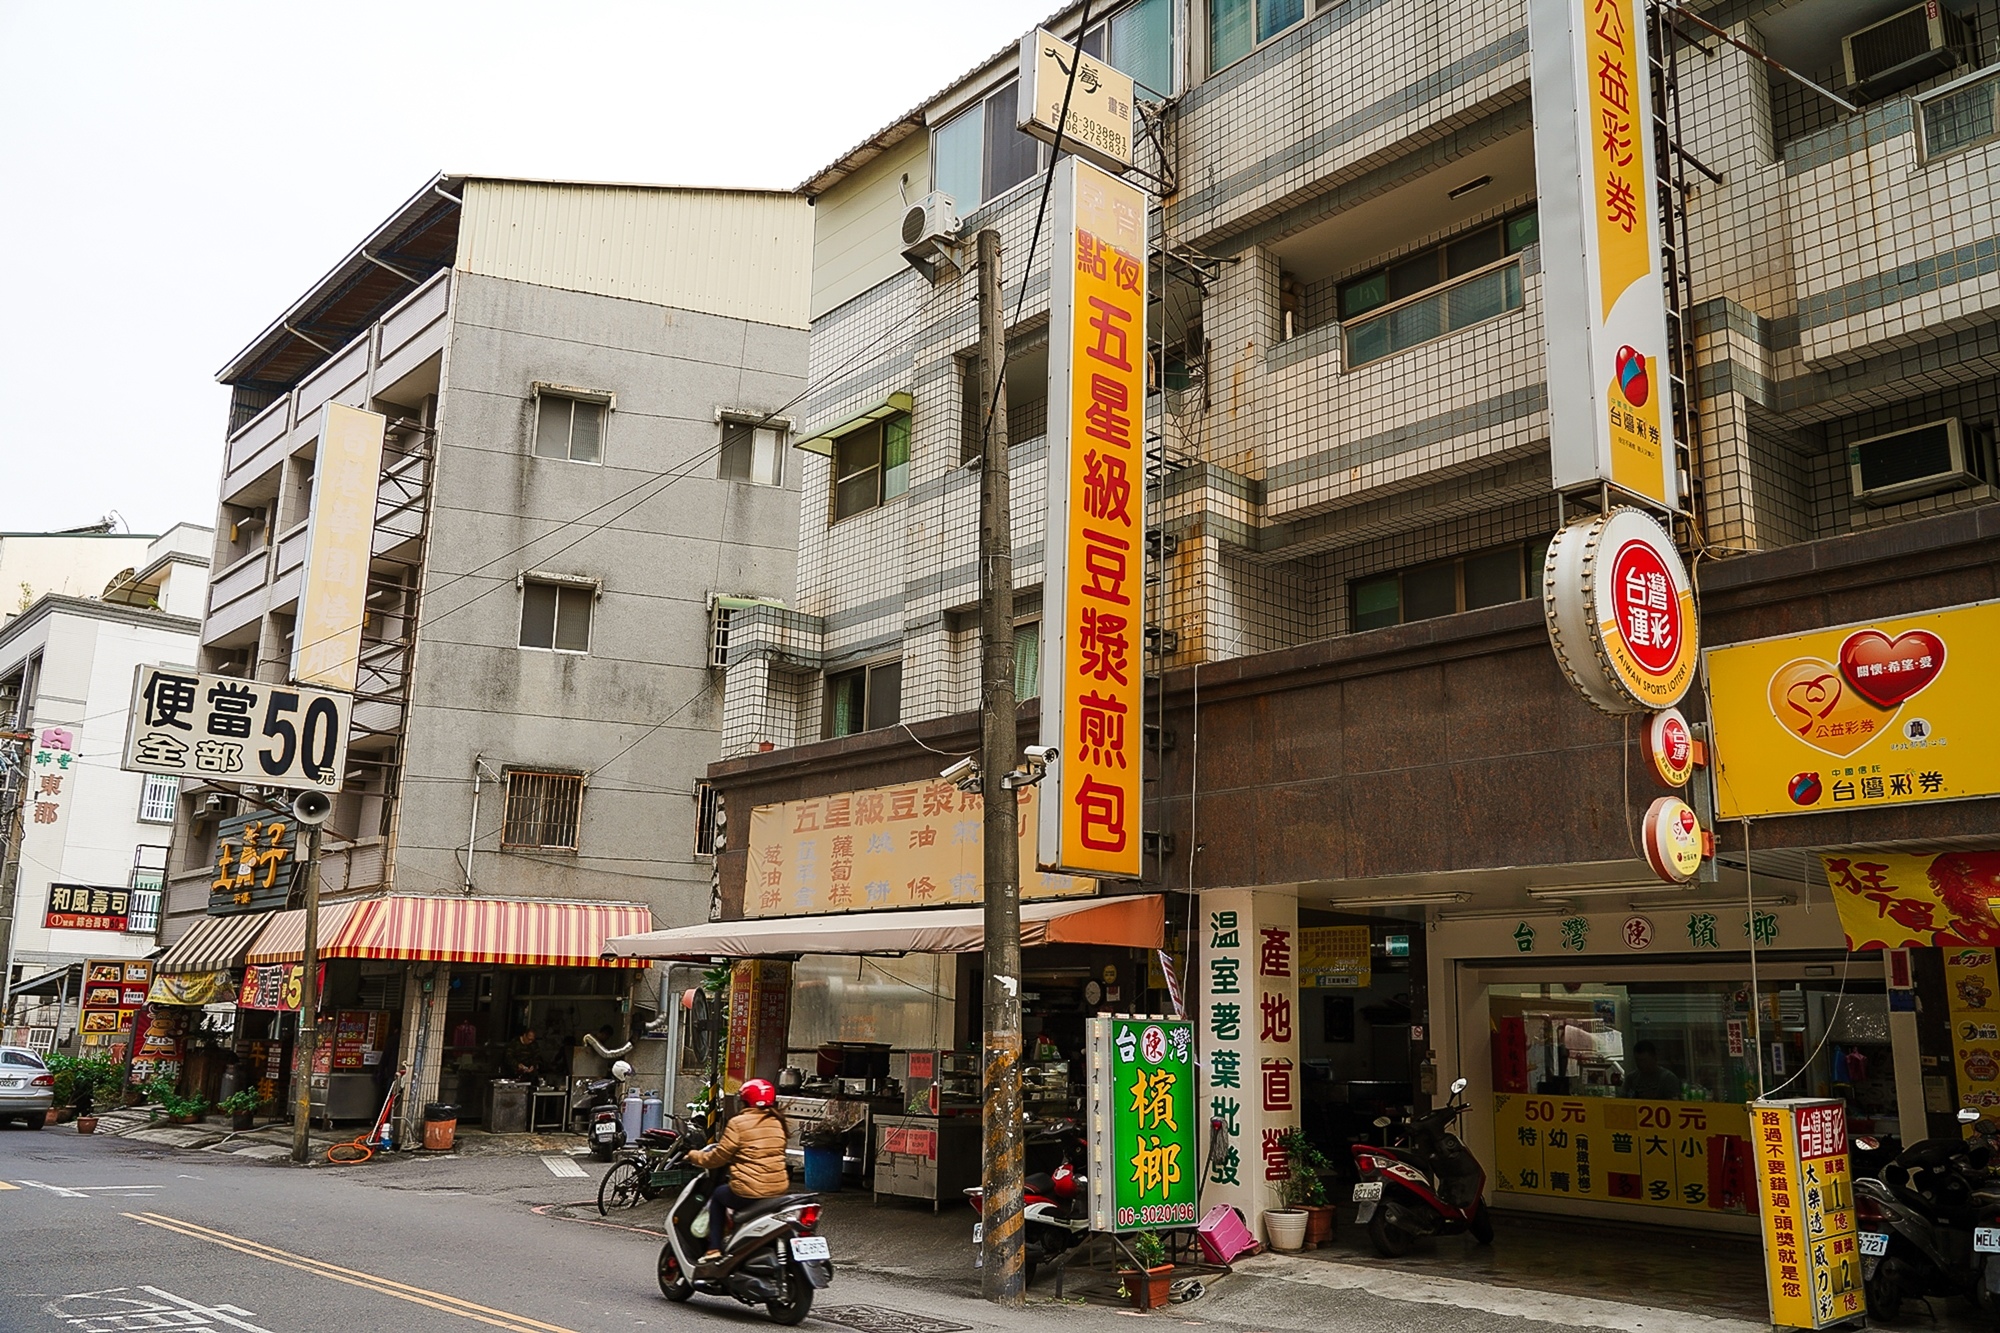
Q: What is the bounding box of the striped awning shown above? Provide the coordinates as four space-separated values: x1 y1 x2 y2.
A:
244 900 361 965
325 896 654 968
158 911 275 975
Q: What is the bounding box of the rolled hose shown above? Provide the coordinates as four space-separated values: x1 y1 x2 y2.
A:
584 1033 635 1059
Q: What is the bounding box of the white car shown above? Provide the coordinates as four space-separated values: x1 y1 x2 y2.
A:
0 1046 55 1129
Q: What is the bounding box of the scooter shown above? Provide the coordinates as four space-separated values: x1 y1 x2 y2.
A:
1855 1108 2000 1321
964 1120 1090 1285
654 1127 832 1326
578 1059 633 1161
1350 1076 1494 1257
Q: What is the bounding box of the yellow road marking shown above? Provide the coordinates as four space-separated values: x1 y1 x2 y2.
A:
123 1211 582 1333
0 1181 18 1190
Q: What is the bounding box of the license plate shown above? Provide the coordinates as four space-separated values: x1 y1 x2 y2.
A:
1976 1228 2000 1254
791 1236 830 1261
0 1077 19 1090
1353 1181 1383 1201
971 1223 983 1244
1859 1232 1889 1257
591 1123 616 1139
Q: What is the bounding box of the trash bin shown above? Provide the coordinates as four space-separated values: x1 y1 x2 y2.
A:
423 1102 458 1151
803 1144 843 1193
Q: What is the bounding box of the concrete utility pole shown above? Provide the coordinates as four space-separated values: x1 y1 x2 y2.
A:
291 822 324 1165
974 226 1025 1306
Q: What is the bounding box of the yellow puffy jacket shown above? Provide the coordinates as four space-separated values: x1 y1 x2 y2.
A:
687 1107 790 1198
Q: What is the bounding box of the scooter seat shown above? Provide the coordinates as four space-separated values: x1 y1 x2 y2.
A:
640 1128 678 1145
1025 1173 1056 1195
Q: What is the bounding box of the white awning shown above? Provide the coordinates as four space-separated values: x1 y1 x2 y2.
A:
604 894 1163 960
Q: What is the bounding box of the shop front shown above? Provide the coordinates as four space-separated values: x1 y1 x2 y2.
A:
143 910 274 1104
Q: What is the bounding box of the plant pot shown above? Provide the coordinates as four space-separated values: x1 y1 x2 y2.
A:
1265 1208 1308 1252
1119 1265 1175 1310
52 1106 76 1124
1304 1204 1337 1248
231 1111 257 1130
75 1116 99 1135
169 1113 203 1125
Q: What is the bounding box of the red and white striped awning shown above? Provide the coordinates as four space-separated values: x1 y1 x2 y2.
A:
245 896 654 969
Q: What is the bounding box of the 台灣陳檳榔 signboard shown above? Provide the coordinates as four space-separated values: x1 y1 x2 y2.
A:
1088 1016 1197 1232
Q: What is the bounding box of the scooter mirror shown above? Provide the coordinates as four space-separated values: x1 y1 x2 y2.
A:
1373 1116 1392 1128
1959 1108 1982 1124
1450 1077 1469 1095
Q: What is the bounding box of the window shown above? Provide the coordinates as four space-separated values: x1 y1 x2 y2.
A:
1014 621 1041 700
932 82 1042 214
832 413 911 521
138 773 178 824
1350 537 1551 632
1210 0 1307 71
693 780 720 856
1 1049 45 1069
719 421 784 486
825 659 903 738
1922 68 2000 160
534 392 607 464
501 770 584 850
520 580 594 653
1341 209 1538 368
1101 0 1176 99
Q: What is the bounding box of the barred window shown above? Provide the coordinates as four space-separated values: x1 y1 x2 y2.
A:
138 773 179 823
502 770 585 851
693 780 720 856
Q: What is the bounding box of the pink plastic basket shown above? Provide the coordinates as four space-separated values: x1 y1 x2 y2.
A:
1196 1204 1258 1264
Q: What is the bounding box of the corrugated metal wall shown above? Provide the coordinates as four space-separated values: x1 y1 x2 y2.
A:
456 179 813 329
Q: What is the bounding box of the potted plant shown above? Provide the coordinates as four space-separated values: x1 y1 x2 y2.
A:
1280 1128 1338 1247
218 1089 263 1131
1265 1168 1312 1252
1118 1230 1175 1310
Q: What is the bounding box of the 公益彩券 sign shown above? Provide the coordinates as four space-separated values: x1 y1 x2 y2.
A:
124 664 349 792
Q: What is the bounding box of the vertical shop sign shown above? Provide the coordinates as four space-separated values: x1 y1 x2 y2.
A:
292 402 387 692
26 727 75 830
721 960 792 1093
1086 1016 1197 1231
1199 889 1300 1226
1942 946 2000 1119
1527 0 1679 509
1041 154 1147 879
1754 1099 1863 1330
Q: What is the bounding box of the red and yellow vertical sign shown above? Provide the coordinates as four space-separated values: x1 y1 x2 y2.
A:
1041 156 1147 878
1754 1099 1864 1330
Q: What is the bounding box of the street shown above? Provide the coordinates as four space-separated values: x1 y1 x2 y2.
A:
0 1127 1761 1333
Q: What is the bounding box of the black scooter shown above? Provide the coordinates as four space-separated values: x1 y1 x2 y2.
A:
576 1058 632 1161
1855 1109 2000 1321
654 1126 832 1325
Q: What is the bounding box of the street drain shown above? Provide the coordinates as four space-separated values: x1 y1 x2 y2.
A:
810 1306 973 1333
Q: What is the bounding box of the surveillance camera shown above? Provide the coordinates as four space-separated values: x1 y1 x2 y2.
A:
1024 745 1058 763
940 756 977 782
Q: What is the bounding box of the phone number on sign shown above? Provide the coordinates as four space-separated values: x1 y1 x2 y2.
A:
1119 1203 1197 1226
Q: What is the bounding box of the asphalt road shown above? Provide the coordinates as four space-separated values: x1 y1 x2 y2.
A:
0 1124 1752 1333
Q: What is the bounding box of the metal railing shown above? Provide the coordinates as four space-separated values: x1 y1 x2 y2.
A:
1343 259 1525 369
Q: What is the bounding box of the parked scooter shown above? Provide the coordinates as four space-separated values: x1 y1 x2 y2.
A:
964 1120 1090 1285
1855 1108 2000 1321
654 1124 832 1325
1349 1077 1494 1256
578 1059 633 1161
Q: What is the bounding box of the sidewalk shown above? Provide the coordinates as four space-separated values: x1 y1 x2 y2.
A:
92 1105 599 1164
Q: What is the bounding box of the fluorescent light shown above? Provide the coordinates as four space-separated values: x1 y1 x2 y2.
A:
1448 174 1493 198
1319 892 1470 908
1527 883 1679 901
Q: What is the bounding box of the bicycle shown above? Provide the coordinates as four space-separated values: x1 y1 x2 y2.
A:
597 1125 689 1214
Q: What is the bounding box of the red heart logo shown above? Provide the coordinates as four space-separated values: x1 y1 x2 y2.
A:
1677 808 1695 835
1839 629 1945 708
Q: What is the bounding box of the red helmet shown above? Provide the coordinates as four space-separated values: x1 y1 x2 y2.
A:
741 1078 777 1108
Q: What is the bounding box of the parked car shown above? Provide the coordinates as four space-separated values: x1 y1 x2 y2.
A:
0 1046 56 1129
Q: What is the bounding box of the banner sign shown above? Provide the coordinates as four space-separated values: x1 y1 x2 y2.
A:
1299 926 1371 989
45 884 132 933
1041 155 1148 879
208 811 303 916
1017 28 1136 173
1753 1099 1863 1329
1941 945 2000 1117
124 664 350 791
1087 1016 1197 1231
1492 1094 1753 1214
744 780 1090 917
1528 0 1679 509
239 961 320 1012
1823 851 2000 950
1707 599 1999 819
293 402 387 693
26 726 76 831
79 960 149 1036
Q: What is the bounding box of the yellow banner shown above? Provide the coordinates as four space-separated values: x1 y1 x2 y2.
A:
1754 1101 1864 1329
745 779 1092 917
1708 600 2000 818
1942 945 2000 1121
294 402 386 692
1824 851 2000 950
1491 1094 1753 1214
1299 926 1371 989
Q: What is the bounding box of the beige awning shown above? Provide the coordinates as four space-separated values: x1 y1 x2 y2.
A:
792 392 913 456
243 900 361 965
604 894 1163 960
157 911 274 976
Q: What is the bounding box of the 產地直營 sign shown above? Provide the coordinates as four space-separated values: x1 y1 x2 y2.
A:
1706 599 2000 819
1087 1016 1197 1232
1041 155 1147 879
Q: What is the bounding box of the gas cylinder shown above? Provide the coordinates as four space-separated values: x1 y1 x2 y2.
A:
621 1088 644 1143
641 1090 664 1134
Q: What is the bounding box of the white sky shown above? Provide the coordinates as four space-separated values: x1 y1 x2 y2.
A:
0 0 1055 535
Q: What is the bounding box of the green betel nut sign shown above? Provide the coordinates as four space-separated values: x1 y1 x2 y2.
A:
1088 1016 1198 1231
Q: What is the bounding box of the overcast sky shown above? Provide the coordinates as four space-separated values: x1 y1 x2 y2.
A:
0 1 1053 536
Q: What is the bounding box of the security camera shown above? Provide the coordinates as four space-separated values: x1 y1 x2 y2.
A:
1024 745 1058 764
939 757 977 783
291 790 334 827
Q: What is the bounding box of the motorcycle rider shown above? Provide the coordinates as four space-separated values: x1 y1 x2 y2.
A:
686 1078 790 1267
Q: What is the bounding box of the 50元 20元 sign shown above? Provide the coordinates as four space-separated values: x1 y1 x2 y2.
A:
123 664 350 791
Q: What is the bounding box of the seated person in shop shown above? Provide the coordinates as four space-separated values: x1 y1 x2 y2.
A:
1619 1040 1684 1101
501 1028 543 1082
686 1078 790 1267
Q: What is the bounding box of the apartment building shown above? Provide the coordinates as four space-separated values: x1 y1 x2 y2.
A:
1 524 213 1046
705 0 2000 1238
157 175 810 1135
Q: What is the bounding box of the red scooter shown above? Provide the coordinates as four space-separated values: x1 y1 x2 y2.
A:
965 1122 1090 1285
1350 1077 1495 1256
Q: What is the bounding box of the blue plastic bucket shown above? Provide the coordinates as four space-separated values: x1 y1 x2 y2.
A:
803 1145 843 1193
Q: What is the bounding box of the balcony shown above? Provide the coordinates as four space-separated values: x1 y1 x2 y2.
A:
1344 259 1525 369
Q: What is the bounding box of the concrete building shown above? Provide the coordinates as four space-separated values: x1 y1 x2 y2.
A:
699 0 2000 1244
0 524 213 1046
156 174 810 1137
0 522 164 618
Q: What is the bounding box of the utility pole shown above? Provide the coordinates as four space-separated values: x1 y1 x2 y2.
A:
291 821 324 1164
974 226 1025 1306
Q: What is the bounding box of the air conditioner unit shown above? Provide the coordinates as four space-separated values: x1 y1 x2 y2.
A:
1842 2 1966 100
1848 416 1991 505
900 192 962 282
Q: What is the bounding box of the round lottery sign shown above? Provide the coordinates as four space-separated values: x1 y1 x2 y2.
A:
1642 796 1705 884
1643 707 1697 788
1544 507 1698 714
